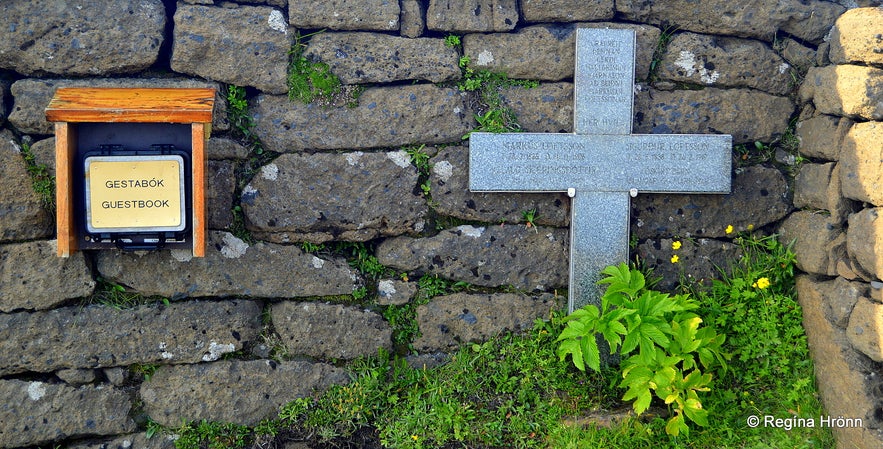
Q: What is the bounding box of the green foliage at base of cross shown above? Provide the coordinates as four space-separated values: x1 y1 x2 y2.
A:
556 263 729 436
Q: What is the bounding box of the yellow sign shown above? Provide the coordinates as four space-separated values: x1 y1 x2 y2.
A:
85 156 186 232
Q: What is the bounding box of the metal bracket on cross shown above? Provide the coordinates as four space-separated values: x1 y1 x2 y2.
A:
468 28 732 313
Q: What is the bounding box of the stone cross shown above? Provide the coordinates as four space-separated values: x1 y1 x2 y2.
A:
468 28 732 313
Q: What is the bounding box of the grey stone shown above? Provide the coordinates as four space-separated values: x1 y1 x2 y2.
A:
829 7 883 65
172 4 290 94
817 277 867 329
429 145 569 227
207 160 235 230
463 23 660 82
634 87 795 144
304 33 459 84
0 380 135 448
377 279 416 306
848 297 883 361
0 240 95 313
271 301 392 359
243 151 428 243
632 165 791 239
376 224 569 291
141 360 349 427
427 0 518 32
501 82 574 133
847 208 883 280
779 210 843 276
615 0 844 44
635 238 740 291
0 300 262 376
413 292 560 352
657 32 794 95
400 0 426 38
289 0 399 31
801 65 883 121
0 131 53 242
68 432 178 449
95 231 358 298
841 122 883 206
794 162 834 210
55 369 97 385
9 78 229 136
521 0 614 22
795 114 853 161
207 137 250 160
777 37 817 71
0 0 165 76
251 85 472 152
104 368 129 386
30 137 56 176
796 276 883 449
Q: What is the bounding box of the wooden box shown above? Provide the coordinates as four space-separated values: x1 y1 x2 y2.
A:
46 87 215 257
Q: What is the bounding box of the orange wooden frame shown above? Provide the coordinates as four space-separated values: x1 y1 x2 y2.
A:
46 87 215 257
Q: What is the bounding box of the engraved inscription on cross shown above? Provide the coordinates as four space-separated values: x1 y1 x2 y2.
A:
468 28 732 313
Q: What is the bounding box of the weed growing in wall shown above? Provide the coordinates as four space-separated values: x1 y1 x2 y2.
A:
19 141 55 212
441 34 538 139
287 30 360 106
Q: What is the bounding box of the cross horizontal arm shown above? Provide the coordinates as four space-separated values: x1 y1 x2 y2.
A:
469 132 731 194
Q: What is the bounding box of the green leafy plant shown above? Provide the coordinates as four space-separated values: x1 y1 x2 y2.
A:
456 55 538 139
288 30 343 104
522 209 538 232
649 26 678 82
19 141 56 211
444 34 461 48
334 242 390 280
556 263 729 436
174 420 251 449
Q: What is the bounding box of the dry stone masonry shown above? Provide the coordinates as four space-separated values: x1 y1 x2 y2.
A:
788 7 883 449
0 1 881 448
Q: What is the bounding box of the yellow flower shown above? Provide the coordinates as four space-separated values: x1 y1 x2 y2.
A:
411 435 419 441
670 255 679 264
725 225 734 235
747 224 755 231
672 240 682 250
752 277 771 289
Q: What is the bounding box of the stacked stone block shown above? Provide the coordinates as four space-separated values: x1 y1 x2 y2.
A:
787 7 883 449
0 0 876 447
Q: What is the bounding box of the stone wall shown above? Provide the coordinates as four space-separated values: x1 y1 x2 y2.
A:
0 0 878 448
786 7 883 449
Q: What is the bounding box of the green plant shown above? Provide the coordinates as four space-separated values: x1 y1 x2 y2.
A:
288 30 343 104
522 209 538 232
229 205 254 244
352 286 369 300
300 241 326 253
226 85 263 155
87 277 169 309
174 420 251 449
19 141 56 211
131 363 159 381
405 144 432 174
649 26 678 82
556 263 729 436
456 56 538 139
334 242 390 280
444 34 461 48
